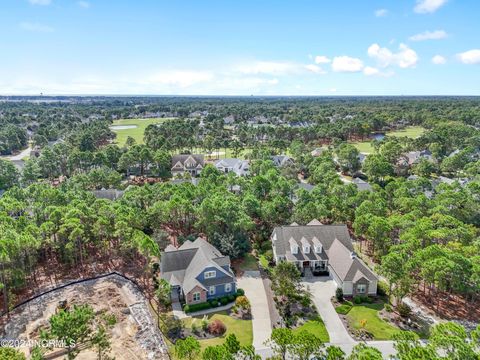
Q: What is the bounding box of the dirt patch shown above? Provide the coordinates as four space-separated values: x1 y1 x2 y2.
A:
2 275 169 360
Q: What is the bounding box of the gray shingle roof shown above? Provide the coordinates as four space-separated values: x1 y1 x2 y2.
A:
160 238 234 294
272 222 377 282
352 178 372 192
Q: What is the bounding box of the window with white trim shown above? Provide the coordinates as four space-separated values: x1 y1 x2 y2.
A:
204 271 216 279
225 283 232 292
209 286 216 295
356 284 367 294
193 292 200 302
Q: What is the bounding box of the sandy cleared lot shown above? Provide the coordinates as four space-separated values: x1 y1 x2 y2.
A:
2 275 169 360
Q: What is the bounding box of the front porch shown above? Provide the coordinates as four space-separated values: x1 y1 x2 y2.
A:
294 260 329 276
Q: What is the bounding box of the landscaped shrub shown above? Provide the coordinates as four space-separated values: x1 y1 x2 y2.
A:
335 287 344 302
384 303 393 312
236 288 245 296
377 281 389 297
353 295 371 304
353 296 363 304
207 319 227 335
219 297 229 306
397 302 412 318
183 302 212 313
235 296 250 309
227 295 235 302
208 300 219 308
335 304 352 315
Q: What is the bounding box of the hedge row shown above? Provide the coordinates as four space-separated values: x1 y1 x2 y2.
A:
183 289 244 313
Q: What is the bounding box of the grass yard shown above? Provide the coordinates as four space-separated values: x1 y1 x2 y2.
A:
181 311 253 352
293 317 330 342
239 253 259 272
346 303 405 340
350 126 426 154
190 147 254 160
110 117 170 146
387 126 425 139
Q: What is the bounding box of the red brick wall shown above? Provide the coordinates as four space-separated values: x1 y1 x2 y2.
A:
186 286 207 304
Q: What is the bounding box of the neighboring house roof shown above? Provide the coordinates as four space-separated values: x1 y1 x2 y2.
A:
311 148 325 157
272 221 377 283
352 178 372 192
214 158 250 176
405 150 433 165
91 188 125 200
169 178 200 186
296 183 315 192
271 155 294 167
358 153 367 164
160 238 234 294
171 154 204 171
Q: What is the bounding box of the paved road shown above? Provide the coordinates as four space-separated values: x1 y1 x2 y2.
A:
302 277 355 344
1 146 32 161
238 271 273 350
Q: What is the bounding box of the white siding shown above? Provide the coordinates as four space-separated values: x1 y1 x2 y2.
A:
368 280 377 295
343 281 353 296
329 265 343 289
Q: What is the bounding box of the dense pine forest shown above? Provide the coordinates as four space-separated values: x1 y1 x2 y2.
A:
0 96 479 322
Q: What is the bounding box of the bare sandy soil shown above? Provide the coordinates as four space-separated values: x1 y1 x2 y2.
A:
3 275 169 360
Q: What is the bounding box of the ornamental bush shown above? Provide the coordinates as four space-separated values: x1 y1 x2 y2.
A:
207 319 227 335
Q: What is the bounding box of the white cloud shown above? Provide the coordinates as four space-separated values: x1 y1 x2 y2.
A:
409 30 448 41
329 88 337 93
457 49 480 65
414 0 448 14
363 66 395 77
314 55 331 64
375 9 388 17
367 43 418 68
28 0 51 5
19 22 54 33
432 55 446 64
304 64 326 74
331 56 364 73
78 1 90 8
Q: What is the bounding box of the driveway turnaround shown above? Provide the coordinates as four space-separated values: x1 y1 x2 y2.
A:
302 277 355 344
238 271 273 350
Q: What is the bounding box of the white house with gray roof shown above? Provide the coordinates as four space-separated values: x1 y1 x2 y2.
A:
160 238 236 305
271 220 378 296
214 158 250 176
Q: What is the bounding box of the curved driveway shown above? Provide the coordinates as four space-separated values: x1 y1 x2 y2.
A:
237 271 273 350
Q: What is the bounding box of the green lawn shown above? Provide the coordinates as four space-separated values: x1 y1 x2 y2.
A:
387 126 425 138
239 253 259 272
258 255 270 270
110 117 170 146
293 317 330 342
181 311 253 352
346 303 405 340
350 126 426 154
189 147 253 160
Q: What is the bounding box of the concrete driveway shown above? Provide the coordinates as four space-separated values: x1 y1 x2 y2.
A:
237 271 272 350
302 277 355 344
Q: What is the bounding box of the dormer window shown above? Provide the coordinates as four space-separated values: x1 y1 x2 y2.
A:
288 237 298 254
204 271 216 279
291 244 298 254
312 237 322 254
300 237 310 254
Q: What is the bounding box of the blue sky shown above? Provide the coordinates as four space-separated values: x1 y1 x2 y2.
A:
1 0 479 95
